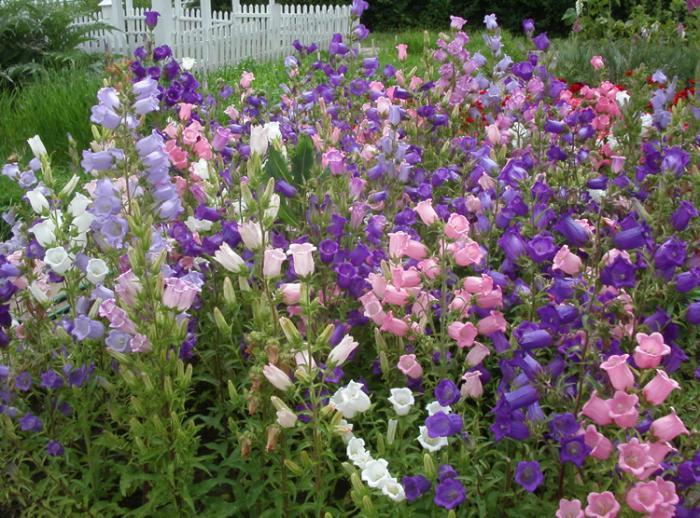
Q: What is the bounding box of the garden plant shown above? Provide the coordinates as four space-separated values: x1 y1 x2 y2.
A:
0 1 699 516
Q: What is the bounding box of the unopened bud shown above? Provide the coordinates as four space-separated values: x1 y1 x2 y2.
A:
320 403 335 418
350 472 365 494
423 453 436 479
362 495 374 514
284 458 303 475
240 436 252 458
213 307 229 333
241 183 254 207
238 276 252 292
387 418 398 446
266 425 281 452
228 380 238 401
317 323 334 346
379 351 390 377
265 343 279 364
223 277 236 305
375 432 385 456
279 317 303 346
299 450 313 468
59 175 80 197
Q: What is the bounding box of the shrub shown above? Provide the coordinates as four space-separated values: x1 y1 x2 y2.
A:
0 0 104 89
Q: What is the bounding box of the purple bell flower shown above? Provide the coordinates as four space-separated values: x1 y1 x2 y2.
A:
514 461 543 492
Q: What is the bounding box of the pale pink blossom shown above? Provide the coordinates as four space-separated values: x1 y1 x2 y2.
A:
396 43 408 61
397 354 423 379
448 321 478 348
581 390 613 426
556 498 584 518
553 245 582 275
607 390 639 428
584 425 613 460
617 438 658 479
600 354 635 391
633 332 671 369
584 491 620 518
380 311 409 336
650 408 690 442
590 55 605 70
415 200 439 225
642 370 680 405
460 371 483 399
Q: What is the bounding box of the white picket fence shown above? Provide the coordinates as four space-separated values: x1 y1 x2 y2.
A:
71 0 351 70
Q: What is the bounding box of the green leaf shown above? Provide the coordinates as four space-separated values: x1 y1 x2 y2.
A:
291 135 315 185
264 147 293 185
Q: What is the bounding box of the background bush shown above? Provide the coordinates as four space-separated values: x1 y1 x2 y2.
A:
0 0 103 89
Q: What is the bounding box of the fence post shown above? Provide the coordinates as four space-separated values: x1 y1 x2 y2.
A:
201 0 212 63
231 0 240 17
98 0 126 54
151 0 174 48
268 0 281 59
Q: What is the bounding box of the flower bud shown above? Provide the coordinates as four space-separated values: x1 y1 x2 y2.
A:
228 380 238 401
266 425 280 452
350 472 366 494
423 453 436 479
59 175 80 197
213 307 229 333
223 277 237 305
279 316 303 346
387 418 398 445
284 458 303 475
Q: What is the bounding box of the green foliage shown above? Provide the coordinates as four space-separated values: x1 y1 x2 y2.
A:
552 36 700 84
562 0 700 43
0 0 105 89
362 0 576 35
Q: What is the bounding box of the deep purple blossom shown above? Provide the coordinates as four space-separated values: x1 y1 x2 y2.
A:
559 435 591 466
434 478 466 509
434 379 460 406
402 475 431 502
514 461 544 492
19 412 43 432
144 10 160 29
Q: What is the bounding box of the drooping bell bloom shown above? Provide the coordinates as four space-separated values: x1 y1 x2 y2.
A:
650 409 690 441
381 311 409 337
607 390 639 428
581 390 613 426
556 499 584 518
600 354 635 391
415 200 439 225
584 425 613 460
584 492 619 518
448 321 478 348
625 481 664 514
617 438 658 479
633 332 671 369
397 354 423 379
642 370 680 405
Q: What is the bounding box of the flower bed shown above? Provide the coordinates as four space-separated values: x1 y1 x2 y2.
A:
0 3 699 516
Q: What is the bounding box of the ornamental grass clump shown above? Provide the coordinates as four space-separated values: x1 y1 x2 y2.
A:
0 3 699 516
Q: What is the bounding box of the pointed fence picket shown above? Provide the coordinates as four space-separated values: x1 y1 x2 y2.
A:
72 1 351 70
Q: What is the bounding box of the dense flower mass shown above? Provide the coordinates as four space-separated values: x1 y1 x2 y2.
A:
0 4 698 516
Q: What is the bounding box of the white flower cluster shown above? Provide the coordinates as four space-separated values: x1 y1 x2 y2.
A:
387 387 414 416
330 380 371 419
346 437 405 502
